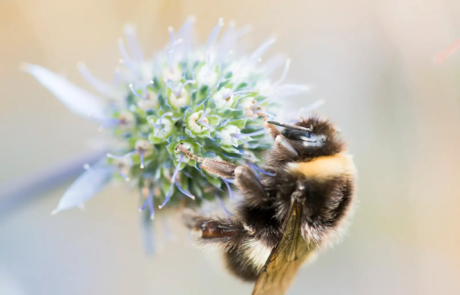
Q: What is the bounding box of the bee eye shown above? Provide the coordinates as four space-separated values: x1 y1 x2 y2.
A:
283 130 317 142
299 132 314 141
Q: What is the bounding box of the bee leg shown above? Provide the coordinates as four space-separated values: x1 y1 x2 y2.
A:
182 209 252 249
177 145 269 205
264 120 281 139
253 114 277 140
275 135 299 156
183 209 263 281
257 111 281 139
235 165 269 206
176 144 237 178
261 117 302 157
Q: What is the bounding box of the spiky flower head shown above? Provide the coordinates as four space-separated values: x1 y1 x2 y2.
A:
24 17 310 220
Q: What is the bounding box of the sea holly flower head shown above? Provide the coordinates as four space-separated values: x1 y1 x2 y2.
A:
24 17 311 221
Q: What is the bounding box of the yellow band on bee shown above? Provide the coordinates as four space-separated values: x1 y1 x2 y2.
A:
287 154 356 181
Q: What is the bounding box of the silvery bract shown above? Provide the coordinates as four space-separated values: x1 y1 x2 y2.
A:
24 18 310 219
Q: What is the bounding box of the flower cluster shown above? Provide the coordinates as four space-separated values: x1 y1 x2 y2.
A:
24 18 310 220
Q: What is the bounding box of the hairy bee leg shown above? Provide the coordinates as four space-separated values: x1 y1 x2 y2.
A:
177 145 269 206
182 209 252 248
275 135 299 156
264 121 281 139
176 144 237 178
235 166 269 206
183 208 264 281
258 113 280 139
262 116 300 156
178 144 268 204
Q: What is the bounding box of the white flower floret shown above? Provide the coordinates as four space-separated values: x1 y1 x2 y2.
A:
114 156 133 181
240 96 257 117
152 117 174 138
187 111 209 133
135 139 154 169
212 88 234 109
137 89 159 110
135 139 153 155
220 125 240 146
118 112 136 129
168 88 189 108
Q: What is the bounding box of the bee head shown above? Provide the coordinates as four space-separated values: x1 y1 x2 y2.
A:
269 116 345 159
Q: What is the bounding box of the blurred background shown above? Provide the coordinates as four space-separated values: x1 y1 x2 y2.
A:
1 0 460 294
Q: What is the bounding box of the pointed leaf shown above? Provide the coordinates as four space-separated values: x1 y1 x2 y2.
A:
52 166 112 214
23 64 108 120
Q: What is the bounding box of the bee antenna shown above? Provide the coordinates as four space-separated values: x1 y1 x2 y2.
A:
267 121 311 132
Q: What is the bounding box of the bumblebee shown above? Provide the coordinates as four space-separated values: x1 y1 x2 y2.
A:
179 116 356 295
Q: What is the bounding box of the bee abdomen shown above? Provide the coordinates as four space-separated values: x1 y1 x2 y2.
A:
223 239 273 282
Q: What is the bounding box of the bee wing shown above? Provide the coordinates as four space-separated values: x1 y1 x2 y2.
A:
252 199 315 295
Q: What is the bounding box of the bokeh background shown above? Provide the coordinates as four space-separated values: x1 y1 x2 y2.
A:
1 0 460 294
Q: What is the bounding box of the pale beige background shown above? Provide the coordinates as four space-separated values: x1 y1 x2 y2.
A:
1 0 460 294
